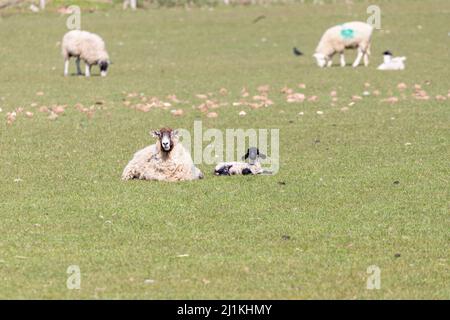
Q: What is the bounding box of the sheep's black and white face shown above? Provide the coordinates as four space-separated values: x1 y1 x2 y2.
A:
99 61 109 77
243 147 266 165
152 128 178 152
383 51 393 63
313 53 327 68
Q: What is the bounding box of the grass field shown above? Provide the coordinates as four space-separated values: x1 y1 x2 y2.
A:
0 1 449 299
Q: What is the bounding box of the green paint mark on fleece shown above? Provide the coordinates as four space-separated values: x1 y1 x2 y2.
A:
341 28 354 39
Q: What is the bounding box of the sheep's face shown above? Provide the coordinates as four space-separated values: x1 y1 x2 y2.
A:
383 52 393 64
99 60 109 77
243 147 266 165
313 53 327 68
152 128 178 152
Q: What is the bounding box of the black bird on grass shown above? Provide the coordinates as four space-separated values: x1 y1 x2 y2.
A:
252 15 266 24
293 47 303 56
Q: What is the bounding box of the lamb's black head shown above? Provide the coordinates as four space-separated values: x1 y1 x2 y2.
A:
99 60 109 77
242 147 266 164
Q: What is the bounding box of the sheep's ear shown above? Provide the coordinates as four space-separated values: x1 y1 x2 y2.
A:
171 130 179 139
259 152 267 159
151 130 160 138
242 151 249 160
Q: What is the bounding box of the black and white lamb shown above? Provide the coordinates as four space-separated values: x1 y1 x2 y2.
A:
214 147 268 176
377 51 406 70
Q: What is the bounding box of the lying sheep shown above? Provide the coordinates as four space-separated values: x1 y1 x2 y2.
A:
377 50 406 70
313 21 373 68
62 30 110 77
122 128 203 182
214 147 268 176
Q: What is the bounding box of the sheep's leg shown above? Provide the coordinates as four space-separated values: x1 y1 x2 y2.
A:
352 48 364 68
76 58 82 75
340 53 346 67
85 64 91 77
64 59 69 76
363 43 371 67
363 53 370 67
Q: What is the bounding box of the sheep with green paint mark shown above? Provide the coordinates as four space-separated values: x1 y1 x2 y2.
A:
313 21 374 68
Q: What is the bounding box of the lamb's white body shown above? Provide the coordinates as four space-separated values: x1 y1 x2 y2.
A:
377 55 406 70
61 30 109 77
314 21 373 68
214 161 263 176
122 142 203 182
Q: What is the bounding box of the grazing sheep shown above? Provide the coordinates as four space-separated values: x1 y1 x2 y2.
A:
377 50 406 70
122 128 204 182
214 147 268 176
62 30 110 77
313 21 373 68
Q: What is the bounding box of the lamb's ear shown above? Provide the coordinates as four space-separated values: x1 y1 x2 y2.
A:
242 150 249 160
151 130 161 138
255 148 267 159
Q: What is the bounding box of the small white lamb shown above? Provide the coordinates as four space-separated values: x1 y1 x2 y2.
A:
377 51 406 70
61 30 110 77
313 21 373 68
122 128 203 182
214 147 267 176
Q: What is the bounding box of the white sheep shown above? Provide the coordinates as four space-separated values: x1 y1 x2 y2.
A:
377 51 406 70
122 128 203 182
214 147 268 176
61 30 110 77
313 21 373 68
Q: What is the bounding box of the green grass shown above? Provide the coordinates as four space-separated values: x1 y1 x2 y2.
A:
0 1 449 299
